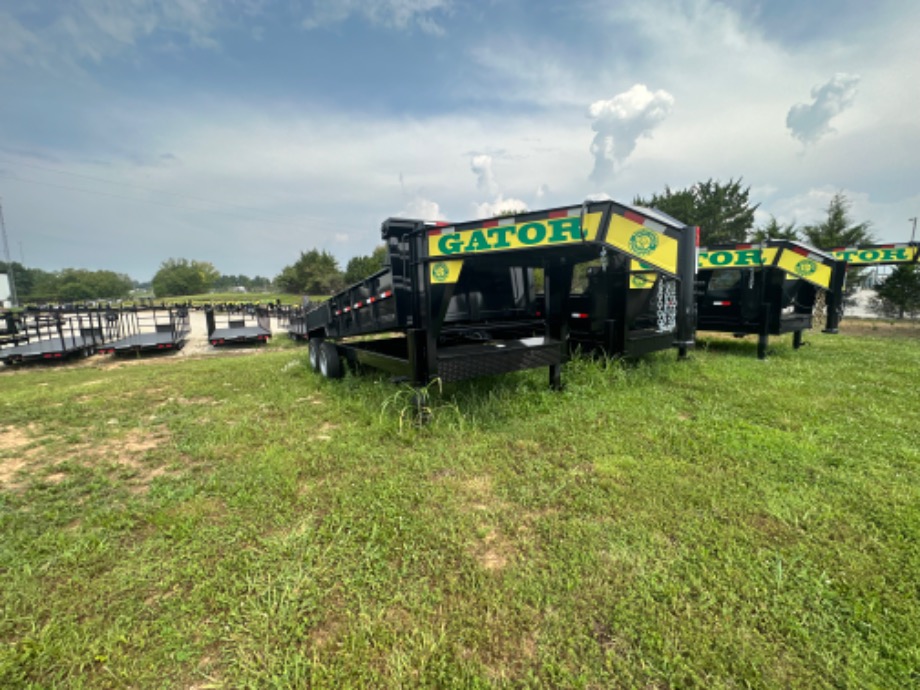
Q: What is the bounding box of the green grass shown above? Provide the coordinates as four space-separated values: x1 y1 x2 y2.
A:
1 324 918 688
129 292 306 306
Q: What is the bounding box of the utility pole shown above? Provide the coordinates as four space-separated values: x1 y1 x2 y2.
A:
910 217 917 243
0 199 19 307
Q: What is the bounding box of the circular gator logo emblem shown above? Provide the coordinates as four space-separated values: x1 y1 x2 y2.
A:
629 229 659 257
795 259 818 276
432 261 450 282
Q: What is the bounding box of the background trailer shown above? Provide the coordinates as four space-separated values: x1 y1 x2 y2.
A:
695 240 846 359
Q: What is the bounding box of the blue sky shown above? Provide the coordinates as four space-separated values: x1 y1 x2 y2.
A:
1 0 918 281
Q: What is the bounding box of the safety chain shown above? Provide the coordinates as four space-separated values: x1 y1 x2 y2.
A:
656 278 678 333
813 290 827 330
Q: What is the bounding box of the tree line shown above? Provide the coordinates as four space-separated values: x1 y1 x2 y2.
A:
4 179 916 315
0 263 134 303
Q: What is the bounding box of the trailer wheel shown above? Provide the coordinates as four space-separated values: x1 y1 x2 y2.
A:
308 338 322 371
318 341 343 379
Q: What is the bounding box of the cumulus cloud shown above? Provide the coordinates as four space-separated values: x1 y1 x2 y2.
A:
474 195 528 219
470 154 498 197
786 73 860 146
302 0 451 34
588 84 674 185
398 196 446 220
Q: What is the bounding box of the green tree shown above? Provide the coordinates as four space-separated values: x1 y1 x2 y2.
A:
874 265 920 319
343 245 388 284
152 258 219 298
749 216 800 242
634 178 759 246
275 249 343 295
801 193 874 249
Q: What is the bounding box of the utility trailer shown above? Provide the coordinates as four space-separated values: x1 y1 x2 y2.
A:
0 308 107 365
301 200 697 388
97 306 191 356
206 305 272 346
695 240 846 359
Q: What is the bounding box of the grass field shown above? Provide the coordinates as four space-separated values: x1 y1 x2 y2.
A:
128 292 305 307
1 322 918 688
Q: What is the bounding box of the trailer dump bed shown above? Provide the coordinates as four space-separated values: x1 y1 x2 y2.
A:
302 200 697 387
695 240 847 358
98 306 191 355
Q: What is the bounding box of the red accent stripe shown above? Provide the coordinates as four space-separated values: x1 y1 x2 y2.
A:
695 227 701 247
624 210 646 225
481 219 500 228
789 245 810 257
571 313 589 319
548 209 568 219
736 244 752 250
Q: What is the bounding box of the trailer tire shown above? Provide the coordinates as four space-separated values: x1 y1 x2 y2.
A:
308 338 322 371
318 341 343 379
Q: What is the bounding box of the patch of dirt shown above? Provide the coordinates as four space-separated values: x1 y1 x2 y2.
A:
475 528 513 571
0 424 40 488
838 318 920 338
0 425 32 452
1 425 173 493
310 421 338 442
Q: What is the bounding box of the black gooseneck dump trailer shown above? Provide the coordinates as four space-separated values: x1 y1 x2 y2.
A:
302 200 697 388
695 240 847 359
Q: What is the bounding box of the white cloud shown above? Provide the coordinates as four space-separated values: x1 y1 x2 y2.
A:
470 155 498 197
0 1 249 71
301 0 450 34
474 196 529 219
397 197 446 220
587 85 674 185
786 73 860 146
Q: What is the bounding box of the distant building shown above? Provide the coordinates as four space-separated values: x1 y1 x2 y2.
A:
0 273 10 308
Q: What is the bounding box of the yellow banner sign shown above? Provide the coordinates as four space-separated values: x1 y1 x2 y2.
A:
629 259 656 289
773 249 832 288
428 212 602 258
607 215 678 275
429 260 463 284
830 246 919 265
698 249 763 269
